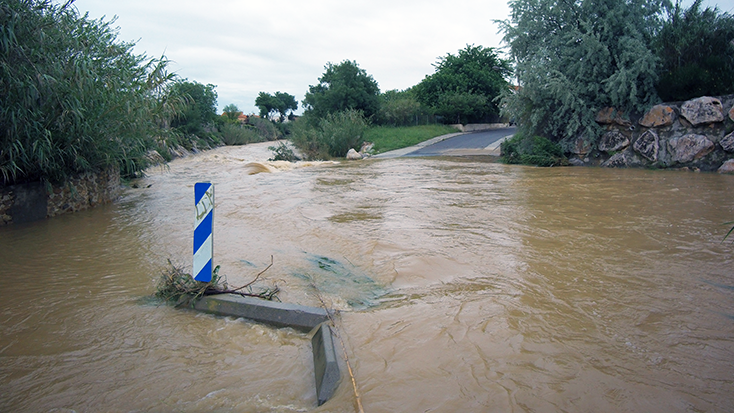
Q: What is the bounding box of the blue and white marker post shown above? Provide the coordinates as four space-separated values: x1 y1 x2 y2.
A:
193 182 214 282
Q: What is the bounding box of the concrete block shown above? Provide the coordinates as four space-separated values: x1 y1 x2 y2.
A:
311 323 341 406
194 294 329 332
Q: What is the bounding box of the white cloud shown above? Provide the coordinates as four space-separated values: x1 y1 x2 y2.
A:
73 0 512 114
72 0 734 114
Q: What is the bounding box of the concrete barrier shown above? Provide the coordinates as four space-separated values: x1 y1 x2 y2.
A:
193 293 329 332
312 323 342 405
192 294 341 406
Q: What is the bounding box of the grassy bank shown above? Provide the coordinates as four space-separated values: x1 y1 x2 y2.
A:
365 125 460 154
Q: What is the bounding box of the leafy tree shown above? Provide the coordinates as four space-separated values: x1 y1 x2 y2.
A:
255 91 298 122
0 0 180 184
376 89 429 126
414 45 511 124
654 0 734 101
303 60 380 121
169 80 218 136
498 0 667 145
222 104 242 122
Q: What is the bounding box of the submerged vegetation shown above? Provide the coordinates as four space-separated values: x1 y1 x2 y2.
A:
155 259 279 307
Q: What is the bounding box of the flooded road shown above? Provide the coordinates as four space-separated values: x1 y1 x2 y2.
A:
1 142 733 412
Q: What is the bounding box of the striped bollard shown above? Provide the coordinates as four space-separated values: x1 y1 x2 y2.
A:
193 182 214 282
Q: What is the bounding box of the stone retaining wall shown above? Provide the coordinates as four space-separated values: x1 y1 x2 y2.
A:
0 167 121 226
568 95 734 173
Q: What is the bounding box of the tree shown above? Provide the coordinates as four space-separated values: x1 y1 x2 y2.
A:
375 89 428 126
0 0 179 184
498 0 667 145
654 0 734 101
303 60 380 121
414 45 511 124
169 80 218 135
255 91 298 122
222 104 242 121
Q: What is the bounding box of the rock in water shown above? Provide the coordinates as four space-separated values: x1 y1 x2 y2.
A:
346 148 362 160
718 159 734 174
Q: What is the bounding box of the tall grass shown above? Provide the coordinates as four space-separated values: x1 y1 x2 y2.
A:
220 124 265 145
1 0 180 185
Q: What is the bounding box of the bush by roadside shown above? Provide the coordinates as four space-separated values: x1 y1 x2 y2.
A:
500 133 568 167
289 110 368 159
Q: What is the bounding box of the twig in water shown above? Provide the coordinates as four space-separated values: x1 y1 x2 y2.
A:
232 255 274 292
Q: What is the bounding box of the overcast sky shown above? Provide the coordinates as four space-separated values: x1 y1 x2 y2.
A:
73 0 734 115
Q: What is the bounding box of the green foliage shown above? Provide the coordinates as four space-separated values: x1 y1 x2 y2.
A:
255 91 298 122
268 142 300 162
169 80 218 136
219 123 264 145
415 44 511 124
654 0 734 101
303 60 380 121
0 0 181 184
289 109 369 159
375 89 433 126
500 133 568 167
365 124 460 153
222 104 242 122
248 116 282 141
498 0 666 143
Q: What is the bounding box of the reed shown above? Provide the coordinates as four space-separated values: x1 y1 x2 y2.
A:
1 1 183 186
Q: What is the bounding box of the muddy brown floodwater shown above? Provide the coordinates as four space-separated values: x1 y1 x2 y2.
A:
1 141 733 412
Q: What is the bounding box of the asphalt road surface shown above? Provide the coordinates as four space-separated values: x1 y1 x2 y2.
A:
405 126 517 157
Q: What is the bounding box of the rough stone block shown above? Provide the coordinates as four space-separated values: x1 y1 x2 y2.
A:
312 323 341 406
194 294 329 332
668 134 715 163
598 130 630 153
718 159 734 174
681 96 724 125
633 130 660 162
721 132 734 152
639 104 676 127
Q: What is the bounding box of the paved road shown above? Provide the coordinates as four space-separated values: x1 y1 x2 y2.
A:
373 126 516 158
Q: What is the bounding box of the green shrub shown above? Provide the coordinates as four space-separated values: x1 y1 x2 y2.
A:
288 118 327 160
289 109 368 159
268 142 300 162
220 123 263 145
248 117 282 141
654 0 734 101
500 133 568 167
319 110 369 157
